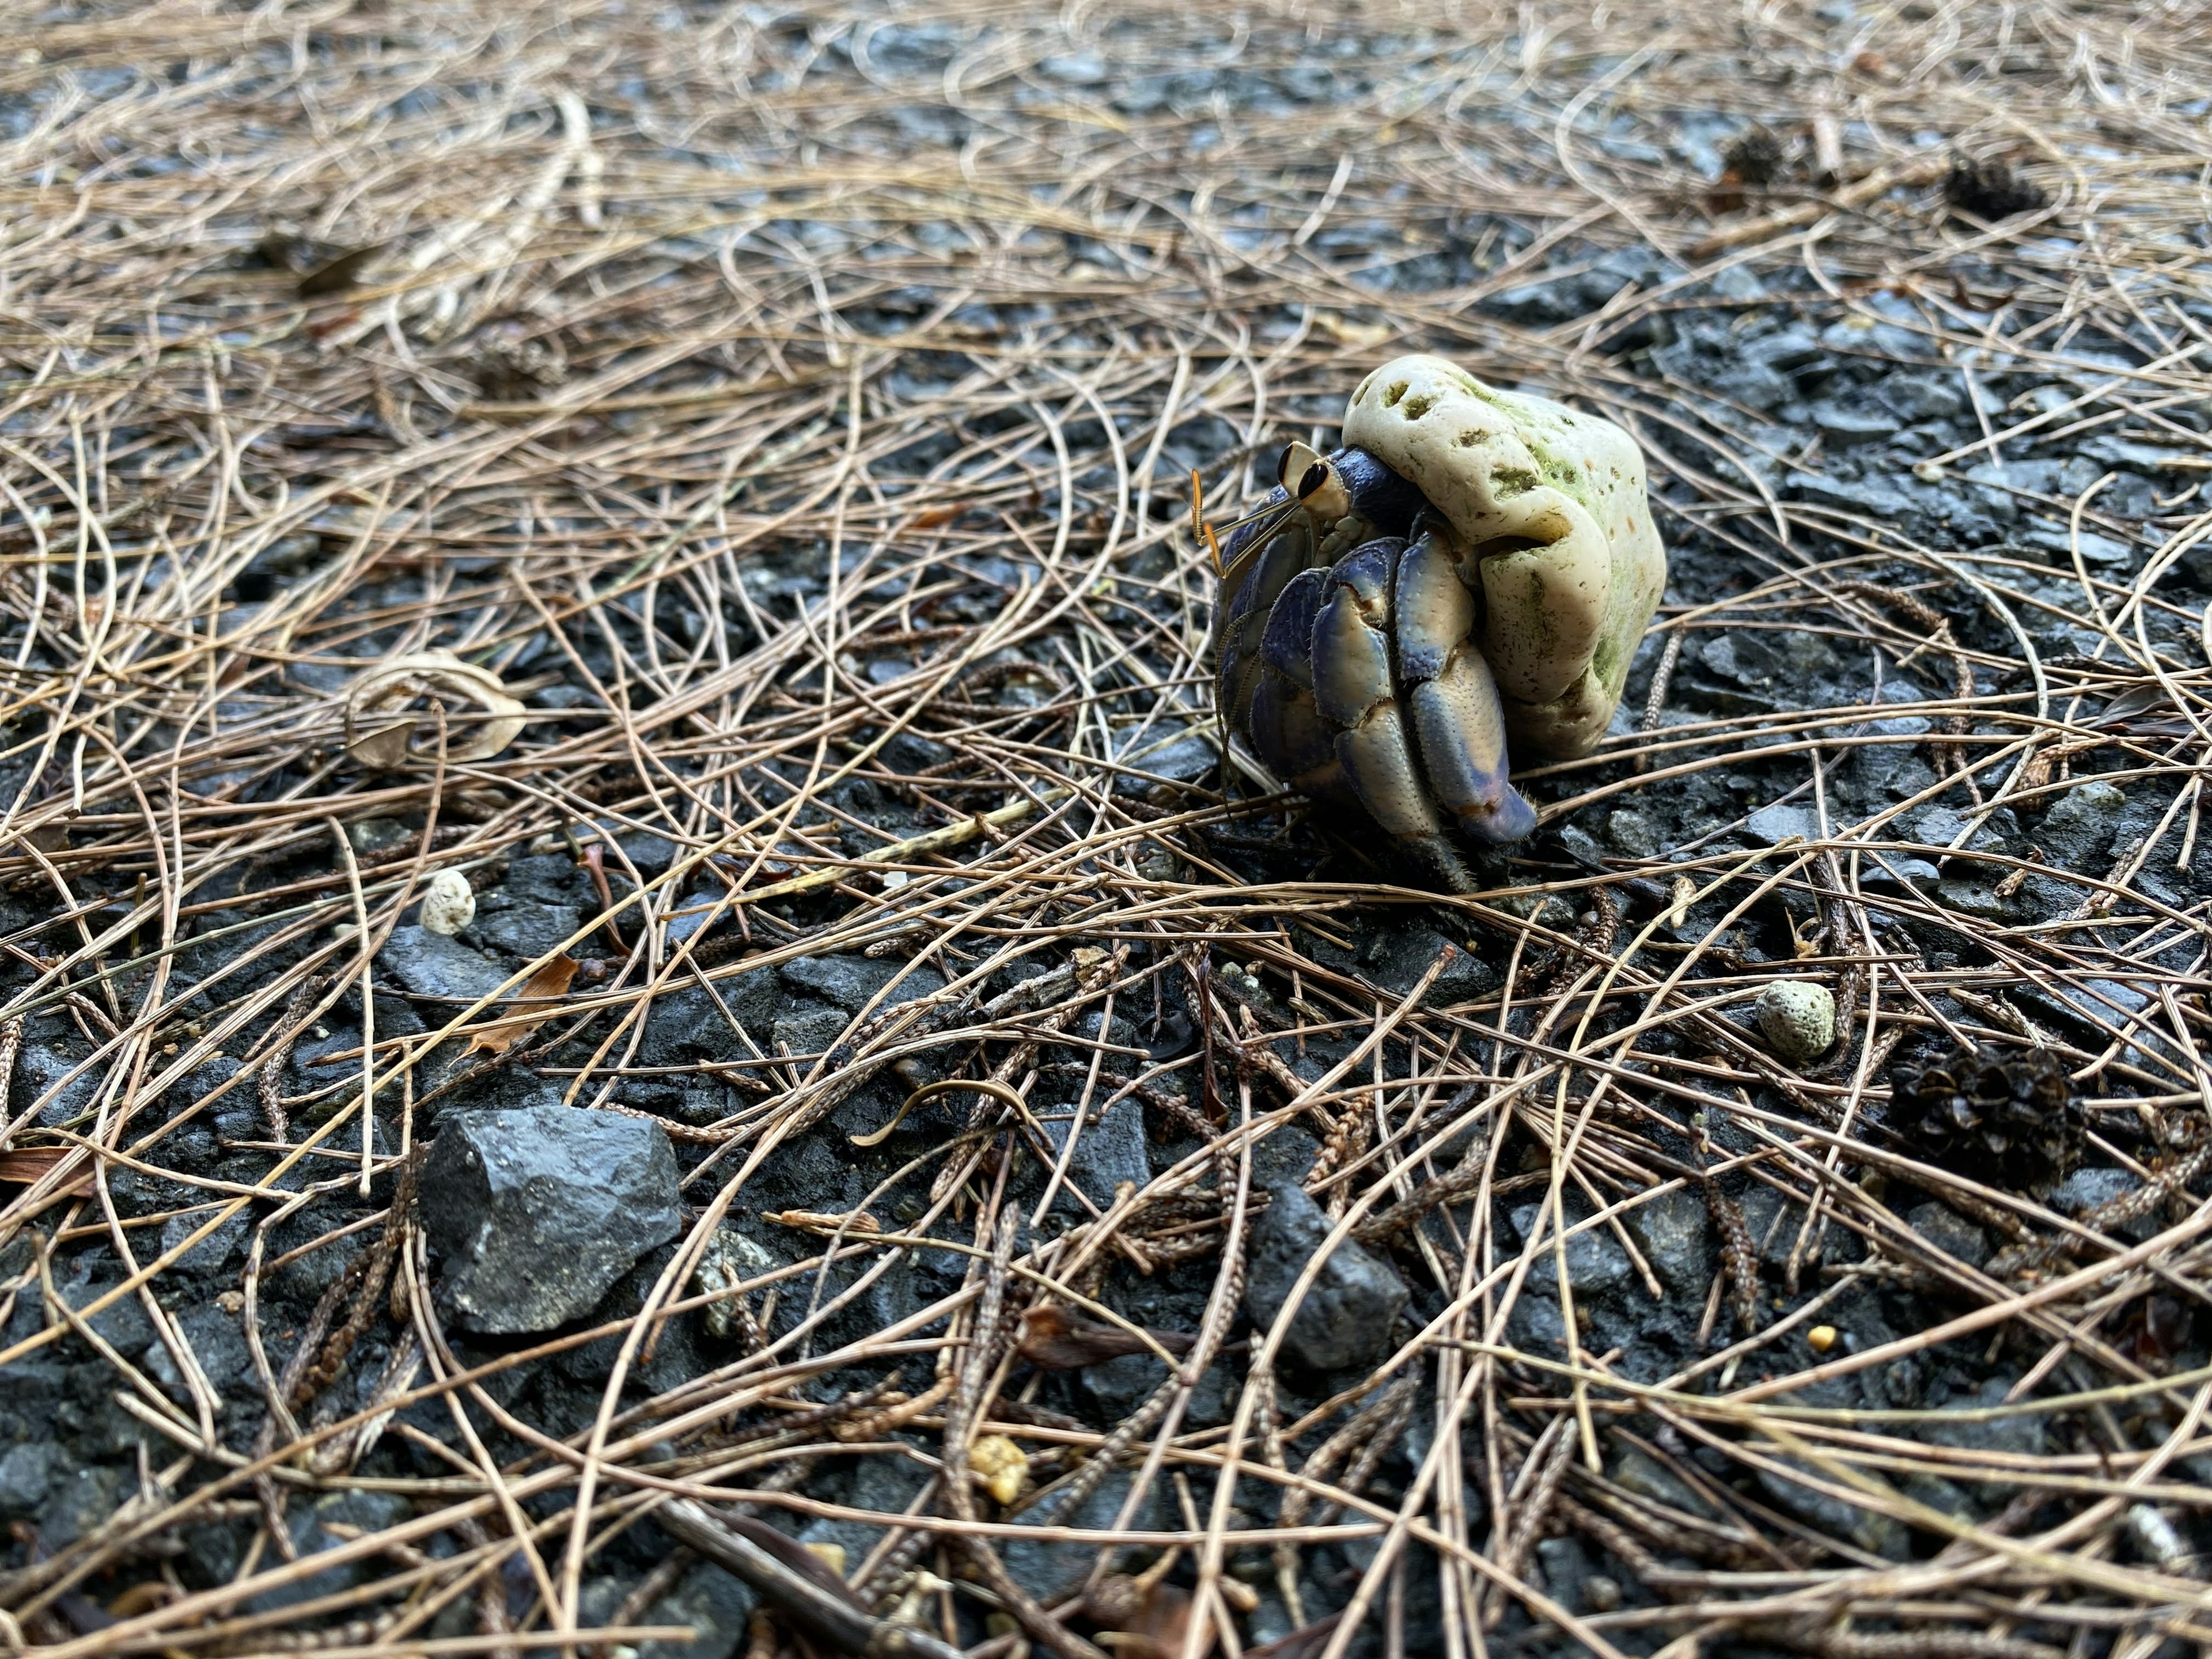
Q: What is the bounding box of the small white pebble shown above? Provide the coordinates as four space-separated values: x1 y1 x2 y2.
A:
420 868 476 935
1756 980 1836 1067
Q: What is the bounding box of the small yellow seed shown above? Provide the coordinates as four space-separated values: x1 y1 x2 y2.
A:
804 1542 847 1578
1808 1325 1839 1354
969 1434 1029 1506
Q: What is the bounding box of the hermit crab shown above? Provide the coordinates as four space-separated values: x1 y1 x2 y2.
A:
1207 354 1667 891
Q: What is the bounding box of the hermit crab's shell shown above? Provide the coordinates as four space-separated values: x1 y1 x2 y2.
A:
1340 355 1667 759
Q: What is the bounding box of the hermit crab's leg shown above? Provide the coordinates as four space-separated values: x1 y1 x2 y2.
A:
1309 538 1477 892
1246 566 1346 797
1394 520 1537 844
1214 513 1320 740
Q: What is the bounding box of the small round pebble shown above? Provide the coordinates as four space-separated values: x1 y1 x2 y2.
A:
419 868 476 935
1756 980 1835 1066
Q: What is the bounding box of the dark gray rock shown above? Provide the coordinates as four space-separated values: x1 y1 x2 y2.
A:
2022 522 2136 568
1707 359 1793 412
777 953 944 1013
796 1455 932 1573
160 1211 248 1276
1252 1124 1320 1189
1511 1203 1633 1297
421 1104 682 1333
0 1442 57 1513
472 902 583 959
1368 923 1490 1006
1906 1202 1989 1270
1115 724 1217 790
1851 680 1936 793
1047 1094 1148 1202
141 1305 250 1407
771 1006 849 1057
1757 1457 1907 1558
1921 1377 2045 1461
1607 808 1659 858
1245 1182 1407 1372
1936 878 2012 922
378 925 510 1002
1878 372 1967 422
1745 803 1816 845
36 1462 127 1548
500 853 593 906
2049 1166 2157 1241
14 1039 101 1127
1747 324 1825 372
1861 855 1940 897
1534 1535 1597 1610
1002 1469 1163 1599
2039 779 2126 866
1807 400 1902 446
1625 1186 1713 1292
248 1490 412 1613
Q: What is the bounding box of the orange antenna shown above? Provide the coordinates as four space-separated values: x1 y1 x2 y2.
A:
1200 520 1225 579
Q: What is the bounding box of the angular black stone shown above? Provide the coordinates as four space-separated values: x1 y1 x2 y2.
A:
1243 1181 1408 1373
421 1104 682 1333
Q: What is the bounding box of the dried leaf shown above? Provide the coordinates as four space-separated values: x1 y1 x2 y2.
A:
298 244 383 297
763 1209 881 1237
344 649 528 770
462 955 579 1056
0 1146 88 1192
1096 1584 1204 1659
1016 1304 1194 1370
1243 1613 1345 1659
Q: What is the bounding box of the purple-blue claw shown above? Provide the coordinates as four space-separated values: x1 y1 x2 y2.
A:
1215 513 1319 739
1309 539 1476 892
1247 566 1343 797
1394 524 1537 845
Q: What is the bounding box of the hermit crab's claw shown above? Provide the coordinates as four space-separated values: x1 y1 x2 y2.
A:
1214 509 1320 745
1341 354 1667 760
1393 516 1536 844
1307 538 1479 893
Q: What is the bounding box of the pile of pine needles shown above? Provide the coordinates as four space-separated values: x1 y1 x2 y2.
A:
4 3 2212 1657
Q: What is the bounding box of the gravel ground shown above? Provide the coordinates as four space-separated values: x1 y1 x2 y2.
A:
4 5 2212 1659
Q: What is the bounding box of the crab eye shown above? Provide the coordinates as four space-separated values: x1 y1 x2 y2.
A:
1274 444 1300 489
1297 461 1330 500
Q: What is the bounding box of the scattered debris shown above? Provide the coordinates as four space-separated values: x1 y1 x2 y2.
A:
1886 1046 2085 1191
418 868 476 935
1945 153 2051 219
344 650 528 769
1756 979 1837 1066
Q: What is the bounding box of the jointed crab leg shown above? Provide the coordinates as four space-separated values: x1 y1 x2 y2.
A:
1308 537 1478 893
1395 520 1536 844
1247 565 1343 797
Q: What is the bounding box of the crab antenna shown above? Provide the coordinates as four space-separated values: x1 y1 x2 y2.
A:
1216 499 1305 593
1210 493 1302 545
1200 520 1225 579
1188 466 1205 547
